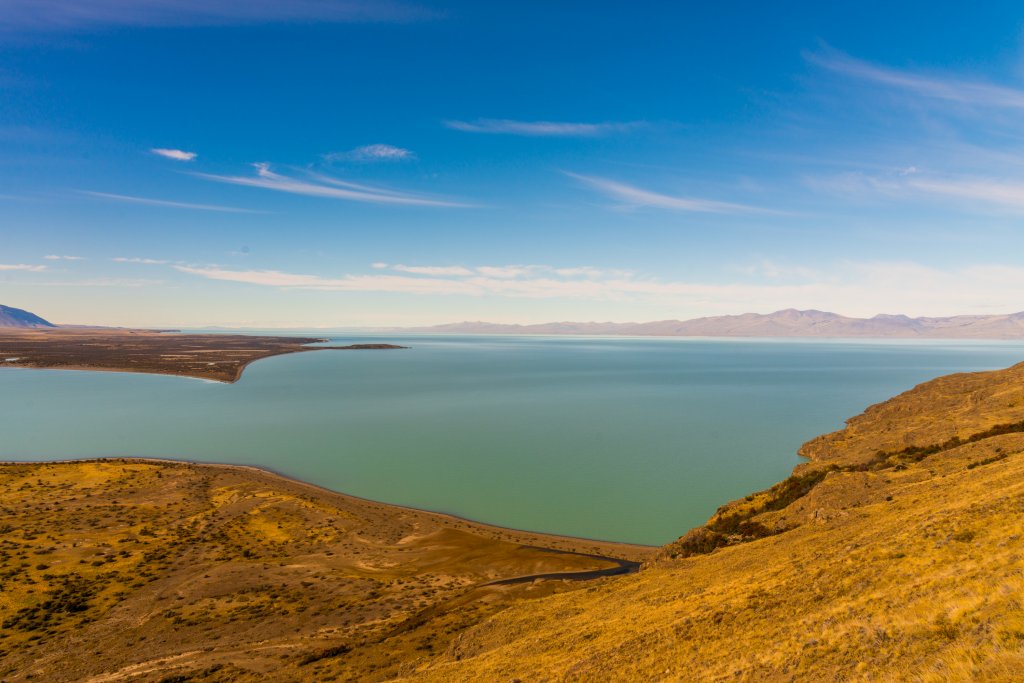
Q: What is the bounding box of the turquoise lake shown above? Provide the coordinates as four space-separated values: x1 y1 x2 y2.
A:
2 335 1024 545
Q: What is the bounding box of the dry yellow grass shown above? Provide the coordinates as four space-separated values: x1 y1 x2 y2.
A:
404 362 1024 681
800 360 1024 466
407 435 1024 681
0 460 649 682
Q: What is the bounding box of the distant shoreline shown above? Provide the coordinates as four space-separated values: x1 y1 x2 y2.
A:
0 328 407 383
387 308 1024 339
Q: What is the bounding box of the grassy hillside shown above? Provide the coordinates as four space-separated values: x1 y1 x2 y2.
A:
0 461 648 682
405 362 1024 681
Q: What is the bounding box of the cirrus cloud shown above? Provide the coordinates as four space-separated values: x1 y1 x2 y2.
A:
444 119 642 137
195 163 470 207
390 264 474 276
169 260 1024 318
151 148 197 161
324 144 415 163
806 48 1024 111
0 0 434 31
567 173 774 214
81 190 262 213
112 256 169 265
806 170 1024 213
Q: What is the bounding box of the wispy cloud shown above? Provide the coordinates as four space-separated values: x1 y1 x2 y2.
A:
0 0 434 31
902 176 1024 210
151 148 197 161
171 262 667 300
567 173 772 214
735 260 822 281
806 49 1024 110
324 144 415 163
34 277 163 288
807 170 1024 213
444 119 642 137
798 50 1024 215
0 263 46 271
112 257 169 264
81 190 262 213
372 263 625 280
552 266 626 278
474 265 541 279
44 254 84 261
174 264 640 297
171 260 1024 317
390 264 474 276
196 163 470 207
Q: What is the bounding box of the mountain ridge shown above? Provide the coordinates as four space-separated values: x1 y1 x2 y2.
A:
399 308 1024 339
0 304 55 329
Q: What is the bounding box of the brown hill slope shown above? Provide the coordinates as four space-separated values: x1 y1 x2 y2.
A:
0 460 649 682
408 362 1024 681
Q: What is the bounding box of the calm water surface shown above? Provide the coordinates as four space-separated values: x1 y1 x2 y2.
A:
2 335 1023 545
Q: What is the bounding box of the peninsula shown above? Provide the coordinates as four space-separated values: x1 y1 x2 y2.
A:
0 306 408 383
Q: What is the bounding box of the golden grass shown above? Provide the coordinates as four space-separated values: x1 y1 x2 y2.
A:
401 362 1024 682
0 460 648 682
408 435 1024 682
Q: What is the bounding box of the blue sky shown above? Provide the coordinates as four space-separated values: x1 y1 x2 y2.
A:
4 1 1024 327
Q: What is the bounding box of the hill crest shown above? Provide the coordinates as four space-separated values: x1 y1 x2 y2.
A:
0 304 55 329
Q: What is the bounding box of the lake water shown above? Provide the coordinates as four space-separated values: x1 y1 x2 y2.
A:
2 335 1023 545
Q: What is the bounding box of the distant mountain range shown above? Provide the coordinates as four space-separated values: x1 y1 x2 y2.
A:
6 304 1024 339
0 305 55 329
402 309 1024 339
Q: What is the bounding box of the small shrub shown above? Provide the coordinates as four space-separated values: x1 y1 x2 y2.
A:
299 643 352 665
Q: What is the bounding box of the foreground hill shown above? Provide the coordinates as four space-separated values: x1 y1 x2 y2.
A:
409 308 1024 339
0 461 648 682
3 362 1024 680
410 361 1024 681
0 305 54 329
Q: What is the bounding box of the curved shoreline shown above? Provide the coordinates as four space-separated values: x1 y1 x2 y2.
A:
0 329 338 383
0 456 656 563
0 457 652 681
0 348 324 383
485 547 641 584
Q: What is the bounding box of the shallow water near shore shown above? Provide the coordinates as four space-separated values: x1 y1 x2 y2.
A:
3 335 1024 545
